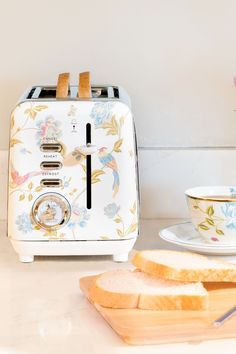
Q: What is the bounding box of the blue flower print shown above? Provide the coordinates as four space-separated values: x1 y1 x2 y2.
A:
20 148 31 155
104 203 120 219
79 221 87 228
90 102 114 127
230 187 236 197
62 176 71 189
67 222 76 229
16 212 33 234
221 202 236 229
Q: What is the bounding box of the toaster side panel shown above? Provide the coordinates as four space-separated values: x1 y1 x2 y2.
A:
8 100 139 241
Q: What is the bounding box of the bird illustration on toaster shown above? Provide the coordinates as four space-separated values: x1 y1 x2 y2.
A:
98 147 120 197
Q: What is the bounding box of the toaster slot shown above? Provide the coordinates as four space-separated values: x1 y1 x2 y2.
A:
26 86 120 99
86 123 92 209
91 87 108 98
91 87 119 98
40 179 62 188
38 87 70 99
40 143 62 153
40 161 62 170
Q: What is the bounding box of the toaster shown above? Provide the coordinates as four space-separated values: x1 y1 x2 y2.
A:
8 72 139 262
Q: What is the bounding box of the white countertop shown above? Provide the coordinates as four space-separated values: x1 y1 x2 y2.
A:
1 219 236 354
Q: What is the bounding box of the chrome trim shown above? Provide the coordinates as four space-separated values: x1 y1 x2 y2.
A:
25 85 119 100
185 193 236 203
31 193 71 231
16 85 131 108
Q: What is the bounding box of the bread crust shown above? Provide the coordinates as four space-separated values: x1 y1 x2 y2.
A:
89 278 139 309
138 293 208 310
132 250 236 282
88 272 208 310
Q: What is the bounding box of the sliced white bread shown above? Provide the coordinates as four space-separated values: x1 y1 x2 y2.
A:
132 250 236 282
89 269 208 310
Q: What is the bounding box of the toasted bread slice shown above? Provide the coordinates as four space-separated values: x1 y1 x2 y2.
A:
89 269 208 310
132 250 236 282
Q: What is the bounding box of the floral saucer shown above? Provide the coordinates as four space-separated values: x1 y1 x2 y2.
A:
159 222 236 255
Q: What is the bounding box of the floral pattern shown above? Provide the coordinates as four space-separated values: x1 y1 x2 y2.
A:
61 176 71 189
20 148 31 155
90 102 114 127
189 193 236 243
192 201 224 241
221 203 236 229
67 105 77 117
67 204 90 229
104 203 120 218
36 116 62 145
10 104 48 149
9 100 138 241
16 212 33 234
230 187 236 197
104 201 138 238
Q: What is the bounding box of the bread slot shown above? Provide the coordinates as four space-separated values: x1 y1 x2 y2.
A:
40 179 62 188
26 86 119 99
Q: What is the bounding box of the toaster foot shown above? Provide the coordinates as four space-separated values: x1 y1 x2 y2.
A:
113 253 129 262
19 255 34 263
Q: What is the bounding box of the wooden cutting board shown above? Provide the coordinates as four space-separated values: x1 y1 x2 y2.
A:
80 275 236 345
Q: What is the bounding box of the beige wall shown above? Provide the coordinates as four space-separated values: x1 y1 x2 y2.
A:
2 0 236 219
1 0 236 150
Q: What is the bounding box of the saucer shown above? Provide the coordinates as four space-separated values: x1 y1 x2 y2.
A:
159 222 236 255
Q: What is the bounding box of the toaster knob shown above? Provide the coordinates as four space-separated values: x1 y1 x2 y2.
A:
32 193 71 230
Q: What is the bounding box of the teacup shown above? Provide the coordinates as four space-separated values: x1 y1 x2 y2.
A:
185 186 236 245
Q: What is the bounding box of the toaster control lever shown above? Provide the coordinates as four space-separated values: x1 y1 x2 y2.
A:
76 144 97 155
86 124 92 210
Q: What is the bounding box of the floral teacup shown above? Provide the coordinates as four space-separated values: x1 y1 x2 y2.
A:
185 186 236 245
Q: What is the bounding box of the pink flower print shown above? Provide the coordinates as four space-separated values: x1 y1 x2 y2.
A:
211 237 219 242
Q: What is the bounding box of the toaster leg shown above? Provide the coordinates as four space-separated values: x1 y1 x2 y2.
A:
19 255 34 263
113 253 129 262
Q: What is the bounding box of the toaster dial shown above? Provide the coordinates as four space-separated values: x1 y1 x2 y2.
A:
32 193 71 230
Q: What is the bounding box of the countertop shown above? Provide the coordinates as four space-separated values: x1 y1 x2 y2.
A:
1 219 236 354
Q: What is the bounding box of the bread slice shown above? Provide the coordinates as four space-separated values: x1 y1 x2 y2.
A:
89 269 208 310
132 250 236 282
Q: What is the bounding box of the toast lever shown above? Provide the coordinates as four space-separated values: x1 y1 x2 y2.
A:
76 144 97 155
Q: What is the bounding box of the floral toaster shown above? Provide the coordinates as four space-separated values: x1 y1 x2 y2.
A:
8 72 139 262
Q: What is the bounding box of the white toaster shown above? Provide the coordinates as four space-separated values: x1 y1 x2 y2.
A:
8 72 139 262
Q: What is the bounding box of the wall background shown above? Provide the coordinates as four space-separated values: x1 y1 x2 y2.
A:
1 0 236 220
